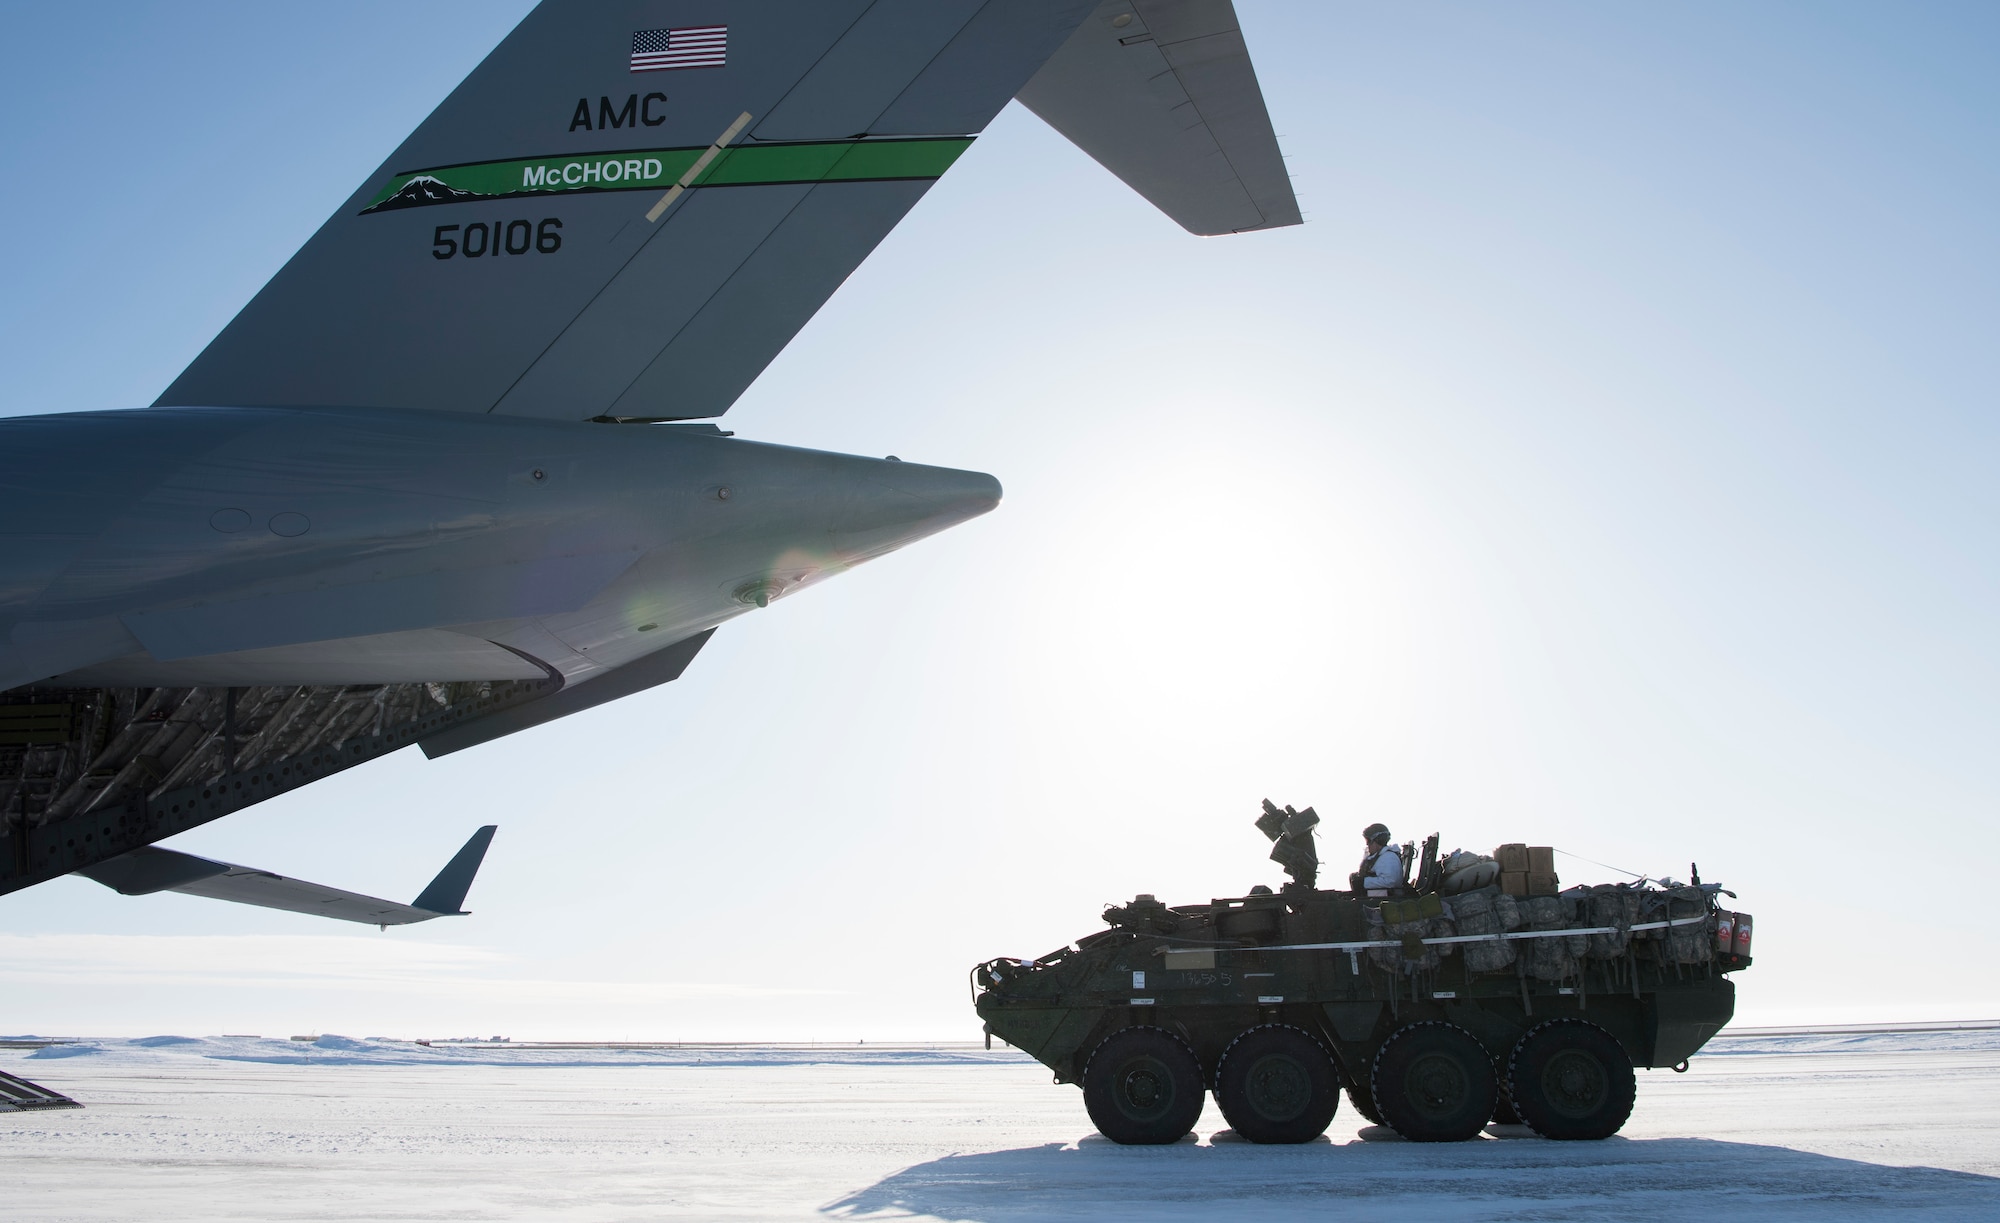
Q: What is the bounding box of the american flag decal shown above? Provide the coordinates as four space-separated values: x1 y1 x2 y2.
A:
631 25 727 72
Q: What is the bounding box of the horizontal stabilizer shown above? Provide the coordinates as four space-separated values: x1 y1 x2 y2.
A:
1017 0 1300 235
421 629 714 758
75 826 499 926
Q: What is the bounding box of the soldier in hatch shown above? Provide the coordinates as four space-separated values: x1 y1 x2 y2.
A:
1351 823 1404 895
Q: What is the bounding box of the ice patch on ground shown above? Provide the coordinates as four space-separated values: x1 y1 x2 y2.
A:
828 1136 2000 1222
2 1027 1992 1076
1703 1028 2000 1057
4 1034 1038 1070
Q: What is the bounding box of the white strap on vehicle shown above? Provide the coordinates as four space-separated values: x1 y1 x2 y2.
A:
1169 914 1711 973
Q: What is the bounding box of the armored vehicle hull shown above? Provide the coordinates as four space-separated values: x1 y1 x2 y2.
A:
975 875 1752 1144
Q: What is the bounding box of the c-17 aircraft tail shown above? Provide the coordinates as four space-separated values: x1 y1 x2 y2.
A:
0 1 1296 914
157 0 1298 425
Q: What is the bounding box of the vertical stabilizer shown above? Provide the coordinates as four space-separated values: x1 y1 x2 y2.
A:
157 0 1096 422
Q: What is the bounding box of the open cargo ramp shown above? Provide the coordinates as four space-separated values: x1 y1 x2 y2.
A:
0 1068 82 1112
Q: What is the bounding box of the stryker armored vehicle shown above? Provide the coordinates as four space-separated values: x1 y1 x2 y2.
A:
973 801 1753 1145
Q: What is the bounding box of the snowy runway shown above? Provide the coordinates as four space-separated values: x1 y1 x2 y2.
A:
3 1032 1996 1221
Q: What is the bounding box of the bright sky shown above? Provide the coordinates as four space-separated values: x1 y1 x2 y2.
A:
1 2 1995 1039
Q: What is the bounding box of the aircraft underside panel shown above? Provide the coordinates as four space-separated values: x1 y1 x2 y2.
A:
58 629 555 689
0 677 556 899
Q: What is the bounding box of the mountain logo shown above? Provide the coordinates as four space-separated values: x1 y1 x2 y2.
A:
361 175 489 213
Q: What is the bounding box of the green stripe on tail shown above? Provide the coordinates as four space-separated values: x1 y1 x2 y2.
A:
362 138 974 213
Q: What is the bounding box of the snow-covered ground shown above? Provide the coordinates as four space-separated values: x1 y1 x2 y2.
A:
2 1029 1997 1221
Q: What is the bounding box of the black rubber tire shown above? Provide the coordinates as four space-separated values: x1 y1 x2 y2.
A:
1506 1020 1636 1140
1214 1024 1341 1144
1081 1028 1206 1145
1492 1087 1522 1125
1346 1082 1385 1127
1370 1022 1497 1142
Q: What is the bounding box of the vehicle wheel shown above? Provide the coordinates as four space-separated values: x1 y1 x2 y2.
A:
1492 1087 1522 1125
1081 1028 1206 1145
1506 1020 1635 1140
1214 1025 1341 1144
1370 1022 1497 1142
1346 1082 1385 1126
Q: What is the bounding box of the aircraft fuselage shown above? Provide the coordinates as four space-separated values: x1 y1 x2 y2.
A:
0 407 999 691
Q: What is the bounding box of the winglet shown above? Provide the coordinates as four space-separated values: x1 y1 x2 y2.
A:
76 826 500 926
411 825 497 916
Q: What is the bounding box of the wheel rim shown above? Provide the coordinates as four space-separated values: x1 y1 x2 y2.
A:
1402 1051 1469 1119
1539 1049 1608 1118
1243 1053 1313 1123
1115 1056 1177 1120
